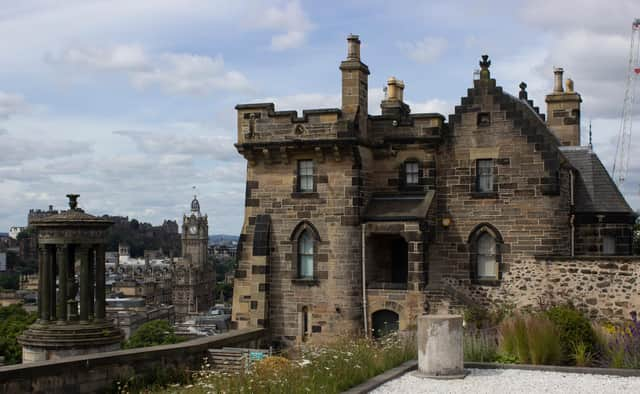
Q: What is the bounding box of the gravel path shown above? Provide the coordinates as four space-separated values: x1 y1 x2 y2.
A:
371 368 640 394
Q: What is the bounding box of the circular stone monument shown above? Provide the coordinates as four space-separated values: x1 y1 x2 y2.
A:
18 194 122 362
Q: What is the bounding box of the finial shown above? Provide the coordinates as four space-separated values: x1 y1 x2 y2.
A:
589 119 593 150
66 194 80 210
519 81 528 100
479 55 491 80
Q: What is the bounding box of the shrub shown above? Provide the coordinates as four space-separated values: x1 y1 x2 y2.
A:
545 305 596 363
498 314 562 365
124 320 183 349
463 330 499 362
600 311 640 369
571 341 594 367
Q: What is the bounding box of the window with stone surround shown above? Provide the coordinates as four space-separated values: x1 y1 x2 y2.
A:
476 159 493 193
477 233 497 278
291 221 321 282
298 160 314 192
298 230 314 278
405 161 419 185
469 223 503 283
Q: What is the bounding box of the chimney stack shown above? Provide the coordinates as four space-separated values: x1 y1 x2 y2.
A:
381 77 410 116
340 34 370 139
347 34 360 60
553 67 564 93
545 67 582 146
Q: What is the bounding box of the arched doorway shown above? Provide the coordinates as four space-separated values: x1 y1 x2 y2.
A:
371 309 399 338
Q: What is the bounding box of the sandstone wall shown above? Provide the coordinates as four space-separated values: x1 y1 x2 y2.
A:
0 328 265 394
443 257 640 322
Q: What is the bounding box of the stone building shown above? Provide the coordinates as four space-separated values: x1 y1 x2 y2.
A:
171 195 214 320
105 196 215 321
231 35 637 346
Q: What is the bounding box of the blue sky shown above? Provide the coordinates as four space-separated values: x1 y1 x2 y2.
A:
1 0 638 235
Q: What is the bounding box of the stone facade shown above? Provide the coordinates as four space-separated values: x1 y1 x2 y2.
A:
231 35 638 346
172 195 214 320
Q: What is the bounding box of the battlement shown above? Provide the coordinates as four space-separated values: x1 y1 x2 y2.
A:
235 103 344 145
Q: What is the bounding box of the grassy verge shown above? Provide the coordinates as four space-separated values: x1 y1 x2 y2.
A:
150 332 416 394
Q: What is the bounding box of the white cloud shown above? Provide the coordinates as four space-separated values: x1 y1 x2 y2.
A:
113 130 237 161
398 37 448 64
52 44 149 71
131 53 251 95
0 132 91 166
246 0 313 51
409 98 450 115
254 93 340 114
0 91 29 119
50 45 252 96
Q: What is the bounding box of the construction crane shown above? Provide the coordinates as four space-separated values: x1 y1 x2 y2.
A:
613 18 640 186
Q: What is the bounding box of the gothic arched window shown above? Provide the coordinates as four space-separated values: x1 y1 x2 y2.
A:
290 221 321 281
468 223 503 283
298 230 314 278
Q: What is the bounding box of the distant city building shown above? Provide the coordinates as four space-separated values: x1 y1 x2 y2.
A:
208 244 237 260
106 195 215 322
106 298 175 340
8 226 26 240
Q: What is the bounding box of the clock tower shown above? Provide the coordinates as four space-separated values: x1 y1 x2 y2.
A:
173 194 214 320
181 195 208 267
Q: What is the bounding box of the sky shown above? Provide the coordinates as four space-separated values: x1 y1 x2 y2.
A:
1 0 639 235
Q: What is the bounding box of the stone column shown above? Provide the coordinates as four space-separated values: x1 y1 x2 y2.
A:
37 246 46 322
67 245 78 321
41 246 53 322
79 245 89 323
48 246 57 321
88 248 95 321
56 244 68 323
95 244 106 321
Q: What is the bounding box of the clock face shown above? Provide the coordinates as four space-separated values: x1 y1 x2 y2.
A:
189 225 198 235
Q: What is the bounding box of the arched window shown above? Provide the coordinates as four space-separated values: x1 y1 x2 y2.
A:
298 230 314 278
468 223 503 282
477 233 497 278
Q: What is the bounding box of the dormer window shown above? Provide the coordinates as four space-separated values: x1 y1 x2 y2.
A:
405 161 419 185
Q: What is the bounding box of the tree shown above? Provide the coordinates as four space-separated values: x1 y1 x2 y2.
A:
0 304 37 364
124 320 182 349
0 272 19 290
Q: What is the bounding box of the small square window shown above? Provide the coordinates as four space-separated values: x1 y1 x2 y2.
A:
298 160 314 192
477 112 491 127
405 161 419 185
476 159 493 192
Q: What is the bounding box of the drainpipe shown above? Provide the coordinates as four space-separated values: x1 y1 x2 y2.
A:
361 223 368 337
570 170 575 257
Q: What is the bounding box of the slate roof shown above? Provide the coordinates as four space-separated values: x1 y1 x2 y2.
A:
560 147 634 214
363 190 435 222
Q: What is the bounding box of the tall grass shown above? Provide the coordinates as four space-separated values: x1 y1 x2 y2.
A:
463 330 499 362
153 332 416 394
499 314 562 365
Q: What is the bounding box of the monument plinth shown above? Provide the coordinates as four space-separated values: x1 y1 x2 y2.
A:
416 314 466 379
18 194 122 362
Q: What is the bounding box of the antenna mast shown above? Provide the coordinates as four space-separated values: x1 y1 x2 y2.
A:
613 18 640 185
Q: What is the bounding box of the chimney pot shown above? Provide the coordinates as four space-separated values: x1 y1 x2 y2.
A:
566 78 574 92
397 80 405 102
387 77 400 101
347 34 360 60
553 67 564 93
